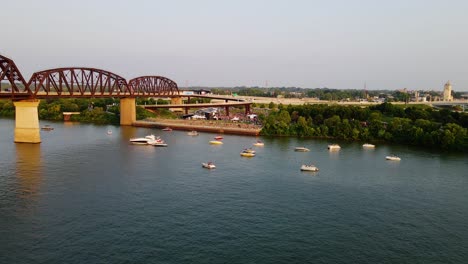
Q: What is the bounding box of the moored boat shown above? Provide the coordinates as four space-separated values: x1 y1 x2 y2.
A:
386 154 401 161
300 164 319 172
187 131 199 136
362 143 375 148
107 130 112 135
243 148 256 154
328 144 341 150
129 134 156 145
294 147 310 152
202 162 216 169
209 140 223 145
253 140 264 147
41 125 54 131
214 135 223 140
240 150 256 157
149 136 167 147
162 127 172 131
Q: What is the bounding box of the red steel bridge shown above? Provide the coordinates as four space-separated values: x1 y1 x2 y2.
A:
0 54 180 99
1 54 252 143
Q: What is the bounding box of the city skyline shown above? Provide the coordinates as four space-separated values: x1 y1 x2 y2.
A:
2 0 468 91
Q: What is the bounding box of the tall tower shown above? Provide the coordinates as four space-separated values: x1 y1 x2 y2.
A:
443 81 453 101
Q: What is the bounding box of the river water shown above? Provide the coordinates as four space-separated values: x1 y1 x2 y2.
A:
0 118 467 263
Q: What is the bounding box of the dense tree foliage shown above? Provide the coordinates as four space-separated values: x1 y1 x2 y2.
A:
195 86 466 101
261 103 468 151
0 98 157 124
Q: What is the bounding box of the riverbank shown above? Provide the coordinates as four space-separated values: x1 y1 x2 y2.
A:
133 118 262 136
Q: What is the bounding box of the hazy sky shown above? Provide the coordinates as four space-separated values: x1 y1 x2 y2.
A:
2 0 468 91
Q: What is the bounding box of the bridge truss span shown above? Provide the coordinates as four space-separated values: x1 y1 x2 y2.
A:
27 67 131 98
128 76 179 97
0 55 30 96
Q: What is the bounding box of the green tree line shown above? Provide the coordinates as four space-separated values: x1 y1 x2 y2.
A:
260 103 468 151
0 98 158 124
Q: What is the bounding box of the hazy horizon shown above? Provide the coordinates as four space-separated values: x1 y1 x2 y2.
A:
2 0 468 91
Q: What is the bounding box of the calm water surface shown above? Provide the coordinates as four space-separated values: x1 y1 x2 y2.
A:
0 119 467 263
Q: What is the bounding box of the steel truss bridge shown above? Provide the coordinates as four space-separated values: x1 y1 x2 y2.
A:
0 55 180 99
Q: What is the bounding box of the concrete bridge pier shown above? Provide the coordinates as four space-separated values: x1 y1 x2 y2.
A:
171 97 182 104
120 98 136 125
14 100 41 143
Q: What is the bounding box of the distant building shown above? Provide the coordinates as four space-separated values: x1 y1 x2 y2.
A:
443 81 453 101
181 89 211 95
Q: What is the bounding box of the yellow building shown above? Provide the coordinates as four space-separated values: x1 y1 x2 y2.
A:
443 81 453 101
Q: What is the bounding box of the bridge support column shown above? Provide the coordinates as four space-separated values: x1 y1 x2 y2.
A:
171 97 182 105
120 98 136 126
14 100 41 143
225 106 230 117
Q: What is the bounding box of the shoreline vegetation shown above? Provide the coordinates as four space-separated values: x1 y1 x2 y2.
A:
261 103 467 151
0 98 467 152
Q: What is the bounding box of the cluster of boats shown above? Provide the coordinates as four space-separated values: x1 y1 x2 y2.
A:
295 143 401 166
129 135 167 147
203 138 264 169
130 129 400 172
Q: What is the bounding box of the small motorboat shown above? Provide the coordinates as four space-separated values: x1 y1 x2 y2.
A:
129 134 156 145
386 155 401 161
362 143 375 148
149 137 168 147
240 150 255 157
187 131 199 136
294 147 310 152
243 148 256 154
41 125 54 131
202 162 216 169
107 130 112 135
253 140 264 147
162 127 172 131
151 141 168 147
300 164 319 172
328 144 341 150
214 136 223 140
209 140 223 145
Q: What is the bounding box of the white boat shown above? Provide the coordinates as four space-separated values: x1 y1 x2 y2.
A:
129 134 156 145
328 144 341 150
202 162 216 169
362 143 375 148
253 140 264 147
294 147 310 152
187 131 199 136
209 140 223 145
300 164 319 172
149 137 168 147
386 155 401 161
107 130 112 135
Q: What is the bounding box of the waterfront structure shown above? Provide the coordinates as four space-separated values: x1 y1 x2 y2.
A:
443 81 453 101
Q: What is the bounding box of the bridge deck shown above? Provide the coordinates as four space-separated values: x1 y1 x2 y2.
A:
143 101 251 109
